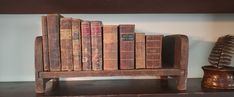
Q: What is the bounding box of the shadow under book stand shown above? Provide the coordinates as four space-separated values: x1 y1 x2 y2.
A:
34 34 188 93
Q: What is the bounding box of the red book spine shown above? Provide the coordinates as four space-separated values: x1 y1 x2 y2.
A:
91 21 103 70
103 25 118 70
60 17 73 71
81 21 92 70
119 24 135 69
146 35 163 68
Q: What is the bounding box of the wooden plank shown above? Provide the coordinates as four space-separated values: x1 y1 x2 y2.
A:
2 79 234 97
0 0 234 13
39 69 183 78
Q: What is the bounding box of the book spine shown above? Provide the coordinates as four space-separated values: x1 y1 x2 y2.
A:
47 14 61 71
41 16 50 71
135 33 145 69
72 19 82 71
119 24 135 69
146 35 163 68
103 25 118 70
91 21 103 70
81 21 92 70
60 18 73 71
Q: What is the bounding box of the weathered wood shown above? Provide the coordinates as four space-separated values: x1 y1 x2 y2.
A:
2 79 234 97
39 69 184 78
1 0 234 13
35 36 45 93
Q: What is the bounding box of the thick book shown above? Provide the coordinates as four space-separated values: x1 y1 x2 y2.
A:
41 16 50 71
103 25 118 70
81 21 92 70
119 24 135 69
146 35 163 68
135 33 145 69
60 17 73 71
47 14 61 71
91 21 103 70
72 19 82 71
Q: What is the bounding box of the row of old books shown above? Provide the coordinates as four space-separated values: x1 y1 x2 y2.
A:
41 14 162 72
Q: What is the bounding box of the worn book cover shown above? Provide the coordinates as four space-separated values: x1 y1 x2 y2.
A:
103 25 118 70
81 21 92 70
41 16 50 71
72 19 82 71
60 17 73 71
119 24 135 69
91 21 103 70
135 33 145 69
47 14 61 71
146 35 163 68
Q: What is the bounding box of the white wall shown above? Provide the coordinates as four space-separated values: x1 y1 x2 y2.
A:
0 14 233 82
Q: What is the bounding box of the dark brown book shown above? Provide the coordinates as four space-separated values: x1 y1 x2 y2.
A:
60 17 73 71
41 16 50 71
91 21 103 70
47 14 61 71
72 19 82 71
103 25 118 70
146 35 163 68
119 24 135 69
135 33 145 69
81 21 92 70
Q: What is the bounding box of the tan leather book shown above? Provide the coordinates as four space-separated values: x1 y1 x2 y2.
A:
135 33 145 69
47 14 61 71
103 25 118 70
60 17 73 71
72 19 82 71
91 21 103 70
146 35 163 68
41 16 49 71
119 24 135 69
81 21 92 70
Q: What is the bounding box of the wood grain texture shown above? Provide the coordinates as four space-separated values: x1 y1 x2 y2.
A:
1 0 234 13
72 19 82 71
103 25 118 70
119 24 135 70
91 21 103 70
3 79 234 97
35 36 47 93
41 16 50 71
47 14 61 72
39 69 183 78
146 35 163 69
81 21 92 70
60 17 73 71
135 33 145 69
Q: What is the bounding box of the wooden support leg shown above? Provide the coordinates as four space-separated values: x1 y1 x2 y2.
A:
176 72 187 91
51 78 60 89
35 78 46 93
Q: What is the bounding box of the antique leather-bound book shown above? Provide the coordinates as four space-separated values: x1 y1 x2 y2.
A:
91 21 103 70
146 35 163 68
135 33 145 69
103 25 118 70
47 14 61 71
60 17 73 71
41 16 49 71
119 24 135 69
81 21 92 70
72 19 82 71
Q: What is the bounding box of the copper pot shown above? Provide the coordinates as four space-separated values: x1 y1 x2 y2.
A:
202 65 234 89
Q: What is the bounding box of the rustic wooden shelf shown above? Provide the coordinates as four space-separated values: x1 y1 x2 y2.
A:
0 0 234 13
1 78 234 97
39 69 182 78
